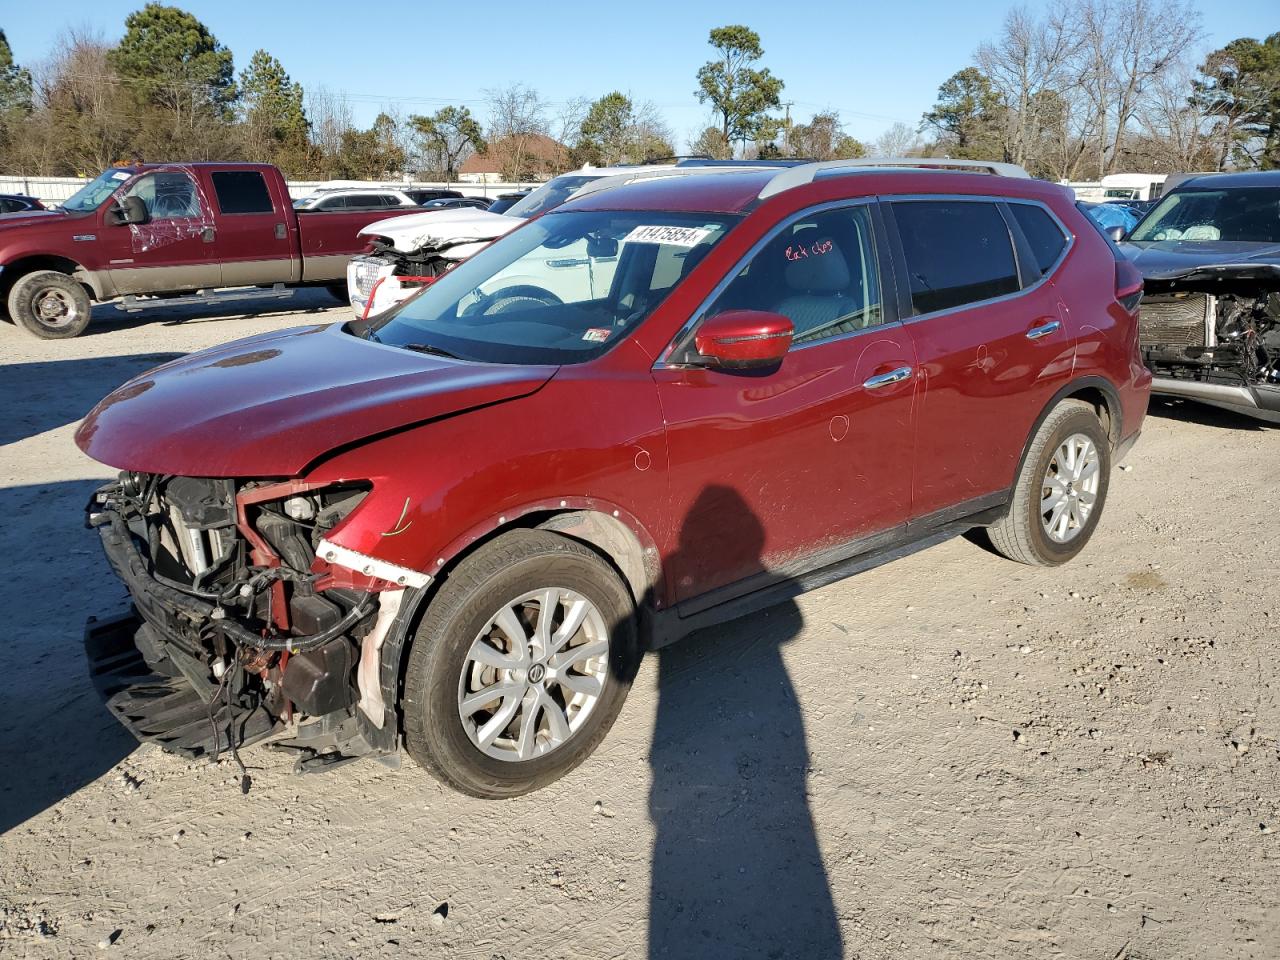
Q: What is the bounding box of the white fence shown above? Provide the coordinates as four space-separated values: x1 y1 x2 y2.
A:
0 174 539 204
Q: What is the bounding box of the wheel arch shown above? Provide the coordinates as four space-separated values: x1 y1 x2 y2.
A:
0 254 101 305
1013 377 1122 490
376 500 661 741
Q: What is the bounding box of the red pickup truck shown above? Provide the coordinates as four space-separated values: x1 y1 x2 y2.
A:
0 162 408 339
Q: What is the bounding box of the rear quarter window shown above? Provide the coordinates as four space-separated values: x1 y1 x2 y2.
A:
1008 203 1068 276
211 171 274 214
892 200 1019 315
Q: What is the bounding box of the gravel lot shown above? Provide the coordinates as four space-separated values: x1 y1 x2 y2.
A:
1 294 1277 960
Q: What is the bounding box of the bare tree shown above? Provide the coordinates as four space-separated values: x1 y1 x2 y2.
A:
977 2 1080 170
485 83 552 179
1073 0 1202 176
305 86 353 176
870 122 923 158
1132 62 1213 170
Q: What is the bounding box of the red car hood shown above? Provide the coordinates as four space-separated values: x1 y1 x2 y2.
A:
75 323 557 477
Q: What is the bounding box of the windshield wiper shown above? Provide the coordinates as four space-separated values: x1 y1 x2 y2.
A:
403 342 466 360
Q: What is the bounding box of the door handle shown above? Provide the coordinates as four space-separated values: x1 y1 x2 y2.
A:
546 257 589 268
275 223 286 240
1026 319 1061 340
863 366 913 389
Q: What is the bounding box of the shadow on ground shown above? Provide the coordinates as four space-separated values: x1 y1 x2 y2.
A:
647 487 842 959
0 353 183 446
76 287 342 339
0 480 137 835
1147 395 1276 431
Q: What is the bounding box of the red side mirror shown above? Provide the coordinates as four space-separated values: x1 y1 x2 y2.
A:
693 310 794 370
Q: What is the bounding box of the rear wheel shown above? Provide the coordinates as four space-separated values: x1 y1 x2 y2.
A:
8 270 93 339
325 283 349 304
402 530 640 798
987 400 1111 566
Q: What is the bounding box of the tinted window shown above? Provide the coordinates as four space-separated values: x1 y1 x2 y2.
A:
211 171 274 214
708 205 883 345
1009 203 1068 276
317 195 346 210
893 200 1019 314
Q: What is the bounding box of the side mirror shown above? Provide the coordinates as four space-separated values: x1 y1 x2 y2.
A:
108 195 149 226
1105 225 1125 243
693 309 793 370
586 233 618 259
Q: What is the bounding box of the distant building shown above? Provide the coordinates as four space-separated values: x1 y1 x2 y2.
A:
460 134 567 183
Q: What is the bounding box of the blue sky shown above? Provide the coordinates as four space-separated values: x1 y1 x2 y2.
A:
4 0 1276 148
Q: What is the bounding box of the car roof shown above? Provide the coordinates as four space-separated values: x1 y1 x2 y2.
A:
562 166 1069 215
1170 171 1280 190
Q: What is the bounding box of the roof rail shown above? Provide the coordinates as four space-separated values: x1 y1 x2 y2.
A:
569 164 787 202
758 157 1032 199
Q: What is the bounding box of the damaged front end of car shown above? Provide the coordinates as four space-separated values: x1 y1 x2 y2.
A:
1138 265 1280 422
84 473 425 780
347 212 518 318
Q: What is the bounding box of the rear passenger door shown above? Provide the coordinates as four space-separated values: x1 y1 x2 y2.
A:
206 169 298 286
884 198 1074 520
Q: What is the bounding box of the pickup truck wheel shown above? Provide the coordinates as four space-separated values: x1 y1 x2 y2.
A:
324 283 349 304
987 400 1111 566
8 270 92 339
402 529 640 798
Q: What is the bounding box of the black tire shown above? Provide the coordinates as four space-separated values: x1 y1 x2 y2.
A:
325 283 349 304
8 270 93 339
402 529 640 798
987 400 1111 566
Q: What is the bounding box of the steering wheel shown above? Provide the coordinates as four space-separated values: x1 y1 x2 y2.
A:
475 284 563 316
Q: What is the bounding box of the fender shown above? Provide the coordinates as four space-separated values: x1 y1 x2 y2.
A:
422 495 662 600
1011 375 1123 490
363 497 664 750
0 251 105 300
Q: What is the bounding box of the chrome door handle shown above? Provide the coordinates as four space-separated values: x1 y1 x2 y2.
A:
1026 320 1061 340
863 366 913 389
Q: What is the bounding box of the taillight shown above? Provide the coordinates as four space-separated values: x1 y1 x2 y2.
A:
1115 259 1143 313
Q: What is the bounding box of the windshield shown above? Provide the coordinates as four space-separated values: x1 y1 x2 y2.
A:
1130 187 1280 243
60 168 134 212
361 209 739 365
504 175 602 219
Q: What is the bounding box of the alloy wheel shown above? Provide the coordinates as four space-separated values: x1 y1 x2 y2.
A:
457 587 610 762
1040 432 1100 543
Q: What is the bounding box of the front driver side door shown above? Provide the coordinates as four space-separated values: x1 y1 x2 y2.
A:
653 201 918 612
103 168 221 295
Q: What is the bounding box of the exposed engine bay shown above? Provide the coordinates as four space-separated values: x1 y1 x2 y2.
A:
1141 285 1280 388
84 473 406 785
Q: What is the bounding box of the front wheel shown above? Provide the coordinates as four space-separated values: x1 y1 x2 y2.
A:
402 529 640 798
987 400 1111 566
8 270 93 339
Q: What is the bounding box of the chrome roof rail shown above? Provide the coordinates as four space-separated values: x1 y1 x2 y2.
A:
758 157 1032 199
570 164 785 201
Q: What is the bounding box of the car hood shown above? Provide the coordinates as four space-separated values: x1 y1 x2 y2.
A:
0 208 60 221
359 208 522 254
1120 240 1280 287
75 323 557 477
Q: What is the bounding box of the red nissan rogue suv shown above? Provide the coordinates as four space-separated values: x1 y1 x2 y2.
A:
78 160 1150 797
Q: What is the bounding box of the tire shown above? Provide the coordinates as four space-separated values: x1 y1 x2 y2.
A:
325 283 349 304
987 400 1111 566
402 529 640 798
7 270 93 339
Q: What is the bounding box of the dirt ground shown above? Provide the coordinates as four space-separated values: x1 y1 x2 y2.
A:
1 293 1277 960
